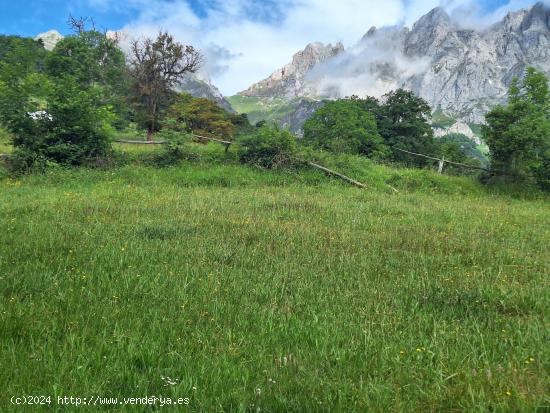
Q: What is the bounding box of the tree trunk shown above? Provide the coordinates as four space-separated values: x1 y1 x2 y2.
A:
147 128 154 142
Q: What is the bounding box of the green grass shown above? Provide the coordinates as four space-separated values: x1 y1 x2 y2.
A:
227 96 307 125
431 108 456 129
1 144 549 412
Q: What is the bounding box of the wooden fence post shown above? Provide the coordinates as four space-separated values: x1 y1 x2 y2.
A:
438 157 445 174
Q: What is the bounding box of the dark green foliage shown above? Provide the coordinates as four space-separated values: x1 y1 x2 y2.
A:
0 74 112 170
238 125 297 168
483 67 550 189
0 28 130 171
46 31 125 88
435 134 483 175
46 31 130 129
167 93 239 139
303 99 389 159
376 89 437 166
0 35 47 72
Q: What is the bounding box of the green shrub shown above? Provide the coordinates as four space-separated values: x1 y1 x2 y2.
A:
0 75 112 171
237 125 297 168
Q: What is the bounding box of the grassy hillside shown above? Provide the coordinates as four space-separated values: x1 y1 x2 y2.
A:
227 96 306 125
1 143 548 412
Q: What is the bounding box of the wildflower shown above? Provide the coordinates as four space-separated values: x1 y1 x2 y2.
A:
161 376 179 386
505 390 512 396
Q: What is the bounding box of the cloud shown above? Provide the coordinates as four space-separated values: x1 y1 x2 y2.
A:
94 0 542 95
304 27 431 98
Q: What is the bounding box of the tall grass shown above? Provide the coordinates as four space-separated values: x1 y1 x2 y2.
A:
0 143 548 412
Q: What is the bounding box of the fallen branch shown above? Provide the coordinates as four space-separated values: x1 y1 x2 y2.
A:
306 161 368 189
193 134 232 152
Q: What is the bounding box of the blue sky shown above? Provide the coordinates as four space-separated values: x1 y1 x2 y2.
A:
0 0 541 94
0 0 517 37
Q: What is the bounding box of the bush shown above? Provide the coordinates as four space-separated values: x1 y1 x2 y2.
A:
143 131 193 168
0 75 113 171
238 125 297 168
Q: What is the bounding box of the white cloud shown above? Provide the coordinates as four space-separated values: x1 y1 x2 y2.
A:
100 0 542 95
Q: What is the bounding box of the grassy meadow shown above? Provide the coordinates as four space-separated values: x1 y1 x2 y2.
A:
1 142 549 412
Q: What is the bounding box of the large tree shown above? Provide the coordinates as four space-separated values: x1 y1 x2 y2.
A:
303 99 389 159
483 67 550 189
167 93 237 139
376 89 436 166
128 32 201 141
45 28 129 129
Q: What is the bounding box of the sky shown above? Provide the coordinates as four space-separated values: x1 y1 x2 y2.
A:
0 0 543 95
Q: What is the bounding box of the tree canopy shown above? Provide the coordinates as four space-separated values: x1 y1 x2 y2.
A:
483 67 550 189
0 28 122 170
128 32 202 140
303 99 388 159
167 93 236 139
375 89 437 166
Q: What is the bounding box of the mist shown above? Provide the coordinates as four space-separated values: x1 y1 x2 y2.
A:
303 27 431 99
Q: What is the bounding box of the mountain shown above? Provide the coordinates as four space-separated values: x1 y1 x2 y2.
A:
239 2 550 126
240 42 345 97
34 30 63 51
177 74 234 113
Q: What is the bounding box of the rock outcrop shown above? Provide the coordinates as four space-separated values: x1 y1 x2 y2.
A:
240 42 345 97
433 122 481 145
34 30 63 51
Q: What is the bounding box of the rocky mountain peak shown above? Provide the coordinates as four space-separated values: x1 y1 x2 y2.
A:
412 7 452 31
364 26 378 39
34 30 63 51
521 1 550 31
239 41 344 97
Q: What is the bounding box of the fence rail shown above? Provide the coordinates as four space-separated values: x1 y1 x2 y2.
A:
393 147 489 173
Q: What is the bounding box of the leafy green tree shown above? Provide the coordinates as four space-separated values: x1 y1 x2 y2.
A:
46 30 129 129
0 23 120 171
167 93 236 139
435 134 483 174
303 99 388 159
482 67 550 189
376 89 437 166
0 35 47 72
437 133 485 162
